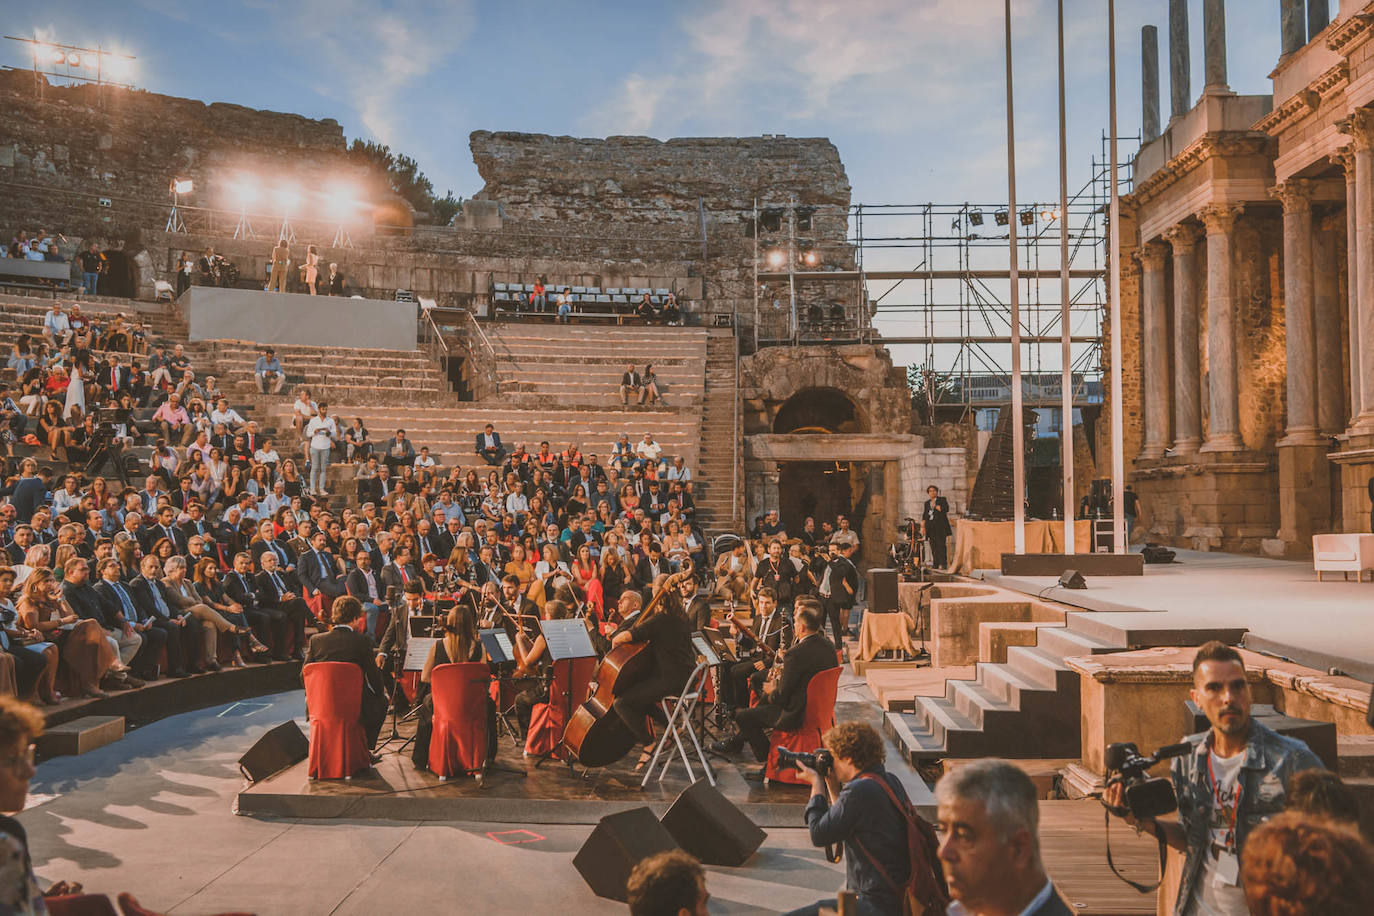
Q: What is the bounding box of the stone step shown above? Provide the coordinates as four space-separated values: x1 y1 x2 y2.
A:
911 697 985 756
1035 625 1123 660
38 715 125 756
978 660 1058 706
496 356 701 370
1005 645 1078 692
948 679 1015 730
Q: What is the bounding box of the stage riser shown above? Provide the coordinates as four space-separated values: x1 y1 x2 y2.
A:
999 553 1145 577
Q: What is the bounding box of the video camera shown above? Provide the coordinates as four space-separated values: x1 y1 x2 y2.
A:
774 747 833 777
1103 741 1191 820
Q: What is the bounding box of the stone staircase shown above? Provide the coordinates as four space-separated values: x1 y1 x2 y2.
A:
697 330 740 529
884 623 1125 761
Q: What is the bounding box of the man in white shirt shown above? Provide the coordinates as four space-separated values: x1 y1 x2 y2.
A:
635 432 663 464
306 403 338 496
42 304 71 348
413 446 436 471
665 456 692 483
210 396 246 431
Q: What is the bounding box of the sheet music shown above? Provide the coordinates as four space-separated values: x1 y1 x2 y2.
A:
480 628 515 664
691 633 720 667
404 637 437 671
539 619 597 660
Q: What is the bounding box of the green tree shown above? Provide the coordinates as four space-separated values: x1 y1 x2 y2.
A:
432 191 463 226
346 139 451 220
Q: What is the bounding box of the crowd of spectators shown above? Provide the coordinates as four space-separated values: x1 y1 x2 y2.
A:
2 231 66 265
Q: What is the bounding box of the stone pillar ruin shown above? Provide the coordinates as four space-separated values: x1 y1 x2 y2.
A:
1313 217 1345 435
1273 179 1320 444
1308 0 1330 38
1202 0 1229 95
1281 0 1307 58
1334 147 1363 426
1164 224 1203 453
1142 26 1161 142
1138 241 1171 459
1169 0 1191 120
1339 111 1374 433
1200 204 1244 452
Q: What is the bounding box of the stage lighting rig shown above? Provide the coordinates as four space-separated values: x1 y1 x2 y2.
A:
165 178 192 233
5 36 138 89
968 209 984 226
1019 209 1035 226
994 210 1009 226
766 249 786 269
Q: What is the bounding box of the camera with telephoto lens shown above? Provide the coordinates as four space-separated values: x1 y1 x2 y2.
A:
775 747 833 776
1103 741 1191 820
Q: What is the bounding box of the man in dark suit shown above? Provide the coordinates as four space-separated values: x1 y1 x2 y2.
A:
225 550 288 660
474 423 505 466
679 574 712 631
251 520 297 575
432 516 464 562
921 484 952 569
381 429 416 475
94 557 171 680
62 556 144 689
818 541 859 647
128 553 204 674
142 506 187 556
298 530 346 607
721 599 836 762
254 550 309 660
634 542 671 598
345 549 384 640
376 580 423 710
303 595 387 750
935 759 1072 916
379 546 419 596
101 354 131 397
180 502 213 546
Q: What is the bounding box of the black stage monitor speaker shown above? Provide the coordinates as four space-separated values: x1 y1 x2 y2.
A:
238 720 309 783
660 779 766 866
573 807 680 902
1142 544 1176 564
1057 569 1087 590
867 568 899 614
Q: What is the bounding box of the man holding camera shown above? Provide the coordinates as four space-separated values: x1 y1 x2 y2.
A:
1104 642 1323 916
785 722 945 916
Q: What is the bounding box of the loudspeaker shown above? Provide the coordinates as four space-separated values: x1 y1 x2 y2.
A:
1057 569 1087 590
237 721 309 783
1142 544 1176 564
866 568 899 614
660 779 766 866
573 807 680 902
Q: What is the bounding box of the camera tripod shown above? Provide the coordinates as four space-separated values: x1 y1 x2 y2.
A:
83 437 130 487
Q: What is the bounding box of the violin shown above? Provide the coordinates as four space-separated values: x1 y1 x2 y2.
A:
563 559 694 768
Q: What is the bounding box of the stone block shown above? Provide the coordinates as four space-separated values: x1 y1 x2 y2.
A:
931 597 1032 667
38 715 124 757
978 622 1042 664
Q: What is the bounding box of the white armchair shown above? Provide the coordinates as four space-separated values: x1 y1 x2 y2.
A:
1312 534 1374 582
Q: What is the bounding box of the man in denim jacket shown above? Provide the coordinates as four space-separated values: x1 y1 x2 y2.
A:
1105 641 1323 915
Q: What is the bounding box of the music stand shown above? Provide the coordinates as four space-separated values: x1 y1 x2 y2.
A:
534 619 598 770
480 628 524 748
691 631 733 753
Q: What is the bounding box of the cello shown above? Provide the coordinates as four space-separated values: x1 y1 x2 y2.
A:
563 560 694 768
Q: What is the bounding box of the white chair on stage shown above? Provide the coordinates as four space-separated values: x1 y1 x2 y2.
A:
1311 534 1374 582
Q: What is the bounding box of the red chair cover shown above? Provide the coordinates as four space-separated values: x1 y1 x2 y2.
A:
46 894 119 916
304 662 370 779
764 666 842 786
116 892 253 916
305 592 325 625
524 656 596 758
429 662 491 777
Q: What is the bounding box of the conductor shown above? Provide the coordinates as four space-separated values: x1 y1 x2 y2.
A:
304 595 387 750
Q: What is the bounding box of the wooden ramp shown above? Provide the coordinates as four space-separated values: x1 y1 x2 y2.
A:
1039 800 1159 915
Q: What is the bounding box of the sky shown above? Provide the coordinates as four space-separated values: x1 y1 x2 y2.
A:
3 0 1298 375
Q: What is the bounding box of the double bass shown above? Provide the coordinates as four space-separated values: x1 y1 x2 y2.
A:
563 560 694 768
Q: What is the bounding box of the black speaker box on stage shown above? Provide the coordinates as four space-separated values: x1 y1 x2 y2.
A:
866 568 899 614
660 779 766 866
1057 569 1087 590
574 807 680 902
238 720 309 783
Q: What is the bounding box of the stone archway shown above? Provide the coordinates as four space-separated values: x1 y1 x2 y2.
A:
772 386 867 435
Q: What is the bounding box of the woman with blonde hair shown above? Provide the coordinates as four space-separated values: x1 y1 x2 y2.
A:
161 556 247 671
15 568 115 699
410 601 488 770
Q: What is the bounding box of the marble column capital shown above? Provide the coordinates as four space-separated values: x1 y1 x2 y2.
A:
1200 204 1243 234
1330 145 1357 179
1139 240 1170 271
1163 223 1204 252
1270 179 1314 213
1336 109 1374 152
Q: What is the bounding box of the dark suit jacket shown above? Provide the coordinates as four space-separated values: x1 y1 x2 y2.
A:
251 538 295 572
474 431 503 454
303 626 383 696
633 556 671 588
771 632 838 731
223 570 260 611
63 581 114 628
94 579 146 625
127 575 181 621
346 567 383 605
379 562 418 596
180 518 214 544
141 523 187 555
1026 887 1075 916
298 548 345 599
255 569 304 609
922 497 952 537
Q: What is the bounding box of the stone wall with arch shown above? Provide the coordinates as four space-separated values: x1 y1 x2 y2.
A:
739 343 910 437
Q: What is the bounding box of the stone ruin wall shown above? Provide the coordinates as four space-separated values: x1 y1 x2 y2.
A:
0 71 363 242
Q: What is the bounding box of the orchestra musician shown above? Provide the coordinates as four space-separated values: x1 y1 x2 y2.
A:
303 595 387 751
608 587 696 766
376 580 424 710
510 598 586 733
679 575 712 631
718 586 785 715
487 574 539 643
714 598 837 764
410 601 492 770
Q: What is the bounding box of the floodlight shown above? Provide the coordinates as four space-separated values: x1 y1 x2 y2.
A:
229 178 258 206
802 250 818 266
968 210 984 226
766 249 786 268
325 184 362 218
994 210 1009 226
173 179 193 195
1019 209 1035 226
275 187 301 212
51 49 64 65
66 52 80 67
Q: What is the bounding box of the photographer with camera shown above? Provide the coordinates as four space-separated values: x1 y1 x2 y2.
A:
1103 641 1324 916
782 722 945 916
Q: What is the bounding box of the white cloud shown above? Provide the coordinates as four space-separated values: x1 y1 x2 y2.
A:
252 0 476 145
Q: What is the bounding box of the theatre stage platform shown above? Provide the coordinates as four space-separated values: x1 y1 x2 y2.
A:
985 548 1374 682
237 697 936 827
